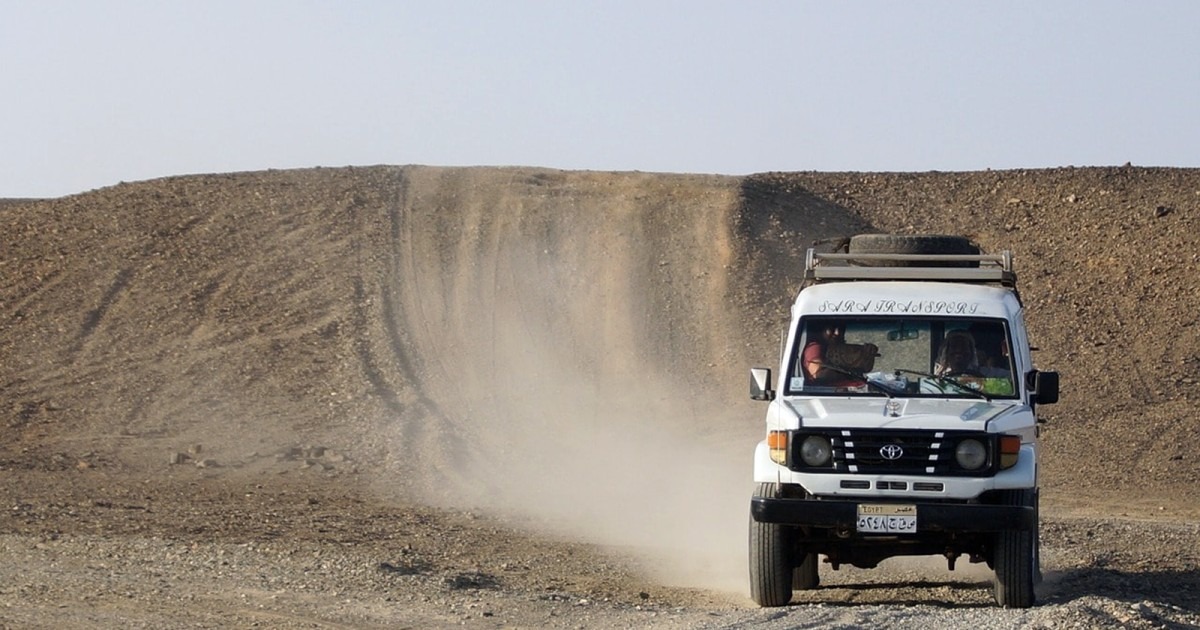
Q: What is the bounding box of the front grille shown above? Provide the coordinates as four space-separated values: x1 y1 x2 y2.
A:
827 429 991 476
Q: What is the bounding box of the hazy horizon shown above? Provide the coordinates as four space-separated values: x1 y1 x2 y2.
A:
4 1 1198 198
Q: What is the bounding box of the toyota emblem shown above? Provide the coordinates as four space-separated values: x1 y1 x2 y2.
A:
880 444 904 460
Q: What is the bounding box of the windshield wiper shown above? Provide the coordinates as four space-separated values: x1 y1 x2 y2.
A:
895 369 991 401
818 364 895 398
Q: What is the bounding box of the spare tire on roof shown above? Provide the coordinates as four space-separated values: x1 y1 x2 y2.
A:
847 234 980 267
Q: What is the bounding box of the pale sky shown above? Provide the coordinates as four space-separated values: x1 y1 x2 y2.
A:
3 1 1198 198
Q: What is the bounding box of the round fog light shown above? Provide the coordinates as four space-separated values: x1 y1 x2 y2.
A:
800 435 832 467
955 439 988 470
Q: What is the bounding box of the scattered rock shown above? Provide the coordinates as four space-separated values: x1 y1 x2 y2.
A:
444 572 499 590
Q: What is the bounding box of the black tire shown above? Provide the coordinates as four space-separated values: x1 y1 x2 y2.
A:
793 550 819 590
848 234 980 267
749 483 793 606
992 489 1037 608
1033 490 1043 585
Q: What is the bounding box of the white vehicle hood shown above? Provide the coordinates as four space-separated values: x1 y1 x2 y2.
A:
781 397 1027 432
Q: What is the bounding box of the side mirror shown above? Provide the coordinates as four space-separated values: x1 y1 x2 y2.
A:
750 367 775 401
1033 370 1059 405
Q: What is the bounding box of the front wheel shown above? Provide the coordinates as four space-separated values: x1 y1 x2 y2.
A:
992 489 1038 608
749 483 793 606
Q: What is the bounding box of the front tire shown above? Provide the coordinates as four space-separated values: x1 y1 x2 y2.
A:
749 483 793 606
992 489 1037 608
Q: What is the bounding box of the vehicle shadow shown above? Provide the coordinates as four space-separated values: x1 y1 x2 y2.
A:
783 567 1200 612
788 577 997 609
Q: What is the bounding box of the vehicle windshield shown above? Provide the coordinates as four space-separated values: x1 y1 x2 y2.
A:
785 316 1017 399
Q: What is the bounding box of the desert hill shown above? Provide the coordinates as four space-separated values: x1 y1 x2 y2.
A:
5 165 1197 509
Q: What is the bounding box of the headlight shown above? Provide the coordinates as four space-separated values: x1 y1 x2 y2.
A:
800 435 833 467
955 439 988 470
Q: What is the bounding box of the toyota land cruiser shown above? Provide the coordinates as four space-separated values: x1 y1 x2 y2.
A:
748 234 1059 608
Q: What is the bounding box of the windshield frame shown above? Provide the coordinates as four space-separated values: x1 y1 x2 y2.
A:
783 315 1019 400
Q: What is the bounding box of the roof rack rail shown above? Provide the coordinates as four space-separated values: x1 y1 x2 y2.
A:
804 250 1018 287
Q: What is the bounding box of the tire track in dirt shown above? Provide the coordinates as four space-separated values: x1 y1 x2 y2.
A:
380 171 450 419
71 267 134 355
346 167 484 497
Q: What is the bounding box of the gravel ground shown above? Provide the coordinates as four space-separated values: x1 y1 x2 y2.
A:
2 470 1198 628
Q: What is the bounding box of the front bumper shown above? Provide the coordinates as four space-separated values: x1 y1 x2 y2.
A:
751 497 1035 532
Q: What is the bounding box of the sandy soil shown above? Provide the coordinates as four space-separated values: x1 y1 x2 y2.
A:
1 165 1198 628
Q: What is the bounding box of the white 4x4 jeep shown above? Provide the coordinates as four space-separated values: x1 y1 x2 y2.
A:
748 234 1059 609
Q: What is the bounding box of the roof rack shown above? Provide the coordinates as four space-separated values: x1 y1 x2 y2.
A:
804 250 1018 288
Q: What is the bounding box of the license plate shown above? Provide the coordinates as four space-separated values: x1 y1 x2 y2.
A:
856 504 918 533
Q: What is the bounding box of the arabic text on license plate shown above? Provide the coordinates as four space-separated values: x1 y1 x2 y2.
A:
856 504 917 533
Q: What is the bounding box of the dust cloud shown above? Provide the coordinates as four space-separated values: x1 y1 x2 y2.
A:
410 315 756 595
368 167 760 593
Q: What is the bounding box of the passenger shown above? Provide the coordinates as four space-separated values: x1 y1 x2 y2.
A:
935 330 1015 395
977 336 1013 378
935 330 981 377
968 322 1012 376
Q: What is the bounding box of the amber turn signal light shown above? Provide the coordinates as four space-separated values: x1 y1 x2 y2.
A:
767 431 788 464
998 435 1021 469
